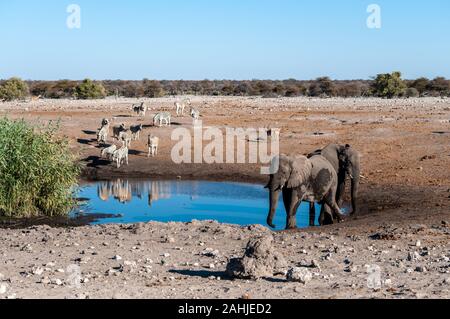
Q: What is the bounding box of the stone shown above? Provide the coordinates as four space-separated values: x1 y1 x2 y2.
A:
226 235 287 280
32 267 44 276
407 251 421 261
202 248 220 258
0 283 9 295
415 266 427 273
286 267 313 284
113 255 122 261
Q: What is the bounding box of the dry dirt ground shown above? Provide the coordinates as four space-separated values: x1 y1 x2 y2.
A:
0 96 449 299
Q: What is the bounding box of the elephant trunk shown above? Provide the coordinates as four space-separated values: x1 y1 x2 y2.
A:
350 168 360 215
267 187 280 229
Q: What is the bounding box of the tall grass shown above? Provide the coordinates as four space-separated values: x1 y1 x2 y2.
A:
0 118 80 217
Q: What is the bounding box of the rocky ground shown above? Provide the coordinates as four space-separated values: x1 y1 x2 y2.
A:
0 96 449 299
0 218 449 299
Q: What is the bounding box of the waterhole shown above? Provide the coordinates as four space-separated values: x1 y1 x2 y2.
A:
73 179 322 230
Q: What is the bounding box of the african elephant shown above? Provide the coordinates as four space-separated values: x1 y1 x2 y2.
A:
265 154 345 230
308 144 361 224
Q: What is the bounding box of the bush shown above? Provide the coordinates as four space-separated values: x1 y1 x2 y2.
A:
74 79 106 99
0 118 80 217
0 77 29 101
404 87 420 98
371 72 406 98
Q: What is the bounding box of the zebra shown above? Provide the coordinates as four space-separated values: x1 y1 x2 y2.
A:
153 112 171 127
266 128 281 141
97 119 110 144
118 131 132 148
113 124 127 140
130 124 144 141
175 98 191 117
147 135 160 157
112 146 129 169
132 102 146 117
190 108 200 125
101 144 117 160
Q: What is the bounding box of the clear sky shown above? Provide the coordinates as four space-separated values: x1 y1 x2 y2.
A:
0 0 449 80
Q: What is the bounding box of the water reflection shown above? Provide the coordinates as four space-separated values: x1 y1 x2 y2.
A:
75 179 320 230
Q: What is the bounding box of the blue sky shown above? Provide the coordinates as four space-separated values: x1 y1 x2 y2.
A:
0 0 449 80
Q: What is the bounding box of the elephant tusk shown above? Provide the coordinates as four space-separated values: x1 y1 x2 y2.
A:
359 175 367 180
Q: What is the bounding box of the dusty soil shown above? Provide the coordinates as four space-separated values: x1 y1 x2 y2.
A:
0 96 449 299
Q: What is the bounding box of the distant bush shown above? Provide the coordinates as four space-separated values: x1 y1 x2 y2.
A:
409 77 430 96
0 118 80 217
74 79 106 99
428 77 450 96
143 79 165 98
404 87 420 98
371 72 406 98
21 75 450 100
0 77 29 101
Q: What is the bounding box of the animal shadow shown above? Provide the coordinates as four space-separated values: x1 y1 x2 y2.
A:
115 115 133 118
169 269 231 281
83 156 110 168
82 130 97 135
128 149 143 156
77 138 94 145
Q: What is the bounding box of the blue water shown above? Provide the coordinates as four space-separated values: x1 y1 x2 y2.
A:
73 180 320 230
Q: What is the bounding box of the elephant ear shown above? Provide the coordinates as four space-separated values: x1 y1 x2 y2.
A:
287 156 312 189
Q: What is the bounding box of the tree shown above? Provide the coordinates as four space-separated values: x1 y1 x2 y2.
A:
410 77 429 95
428 77 450 96
74 79 107 99
0 77 29 101
371 72 406 98
143 79 165 98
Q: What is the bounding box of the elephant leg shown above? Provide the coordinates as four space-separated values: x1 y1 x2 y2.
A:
309 202 316 227
324 193 345 223
336 170 347 207
319 204 334 226
286 190 301 230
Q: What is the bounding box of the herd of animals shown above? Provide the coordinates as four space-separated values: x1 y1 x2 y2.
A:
96 98 198 168
94 98 361 229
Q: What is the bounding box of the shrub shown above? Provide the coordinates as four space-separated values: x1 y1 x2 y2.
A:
0 77 29 101
74 79 106 99
404 87 420 98
371 72 406 98
410 77 430 95
143 79 165 98
428 77 450 96
0 118 80 217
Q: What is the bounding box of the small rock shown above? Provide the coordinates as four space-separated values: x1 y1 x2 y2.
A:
415 266 427 273
415 240 422 247
0 283 9 295
202 248 220 258
113 255 122 261
286 267 312 284
32 267 44 276
52 278 63 286
407 252 421 261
